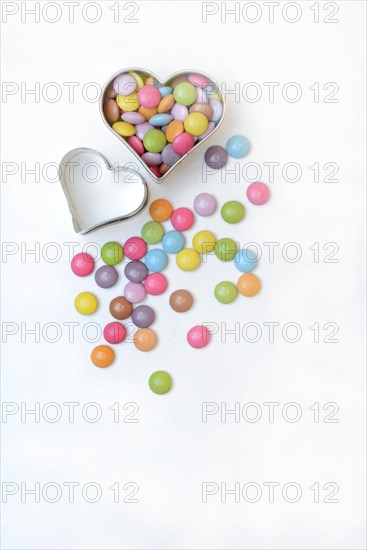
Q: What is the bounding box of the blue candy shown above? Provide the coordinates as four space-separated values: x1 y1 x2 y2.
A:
144 249 168 272
162 230 185 254
159 86 173 97
149 114 173 127
226 135 250 158
234 249 257 273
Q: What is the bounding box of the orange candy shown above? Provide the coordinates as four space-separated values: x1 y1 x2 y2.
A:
158 93 174 113
165 120 184 143
149 199 173 222
134 328 157 352
138 105 158 120
91 345 115 367
237 273 261 297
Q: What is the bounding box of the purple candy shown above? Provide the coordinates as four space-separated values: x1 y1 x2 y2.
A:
193 193 217 216
121 112 145 124
208 98 223 122
204 145 227 169
198 121 215 140
135 122 154 140
113 73 137 96
124 261 148 283
94 265 118 288
124 282 146 304
142 152 162 166
170 103 188 122
161 144 181 167
131 305 155 328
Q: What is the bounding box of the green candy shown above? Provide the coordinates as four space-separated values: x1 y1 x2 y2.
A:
101 241 124 266
141 221 164 244
149 371 172 395
221 200 245 224
214 238 238 261
143 129 167 153
214 281 238 304
173 82 197 106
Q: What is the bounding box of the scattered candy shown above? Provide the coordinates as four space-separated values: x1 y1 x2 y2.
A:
192 230 216 254
193 193 217 216
187 325 211 349
91 345 115 368
234 249 258 273
124 282 146 304
124 236 147 260
214 281 238 304
176 248 201 271
204 145 227 169
215 238 238 262
134 328 157 352
103 71 224 177
226 135 250 158
71 253 94 277
169 289 193 312
103 322 127 344
221 200 245 224
95 265 118 288
141 221 164 244
124 260 148 283
131 305 155 328
109 296 133 320
101 241 124 266
237 273 261 297
144 272 168 295
74 292 98 315
162 230 185 254
149 198 173 221
171 207 195 231
246 181 270 205
144 249 168 272
149 370 172 394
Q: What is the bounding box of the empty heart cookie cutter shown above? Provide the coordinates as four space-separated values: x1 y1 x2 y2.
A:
59 148 148 234
100 68 225 181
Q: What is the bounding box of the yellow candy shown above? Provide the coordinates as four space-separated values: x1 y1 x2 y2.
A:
176 248 201 271
116 92 140 112
184 112 209 136
112 121 136 137
74 292 98 315
129 71 144 89
145 76 155 86
192 230 216 254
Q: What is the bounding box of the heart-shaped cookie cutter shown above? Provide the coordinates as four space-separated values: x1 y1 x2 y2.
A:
59 147 148 234
100 68 226 181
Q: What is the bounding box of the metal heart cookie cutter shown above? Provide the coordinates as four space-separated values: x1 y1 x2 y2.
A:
100 68 225 181
59 148 148 234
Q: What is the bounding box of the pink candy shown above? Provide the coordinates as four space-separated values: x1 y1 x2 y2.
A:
138 85 161 108
187 325 211 349
246 182 270 205
124 282 146 303
127 135 145 156
171 207 195 231
144 273 168 295
124 237 147 260
71 253 94 277
104 322 127 344
172 133 195 155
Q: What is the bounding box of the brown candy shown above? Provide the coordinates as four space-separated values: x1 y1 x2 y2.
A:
110 296 133 320
169 290 193 313
103 99 120 124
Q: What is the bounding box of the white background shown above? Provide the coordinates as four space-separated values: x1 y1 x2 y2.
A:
1 1 366 549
